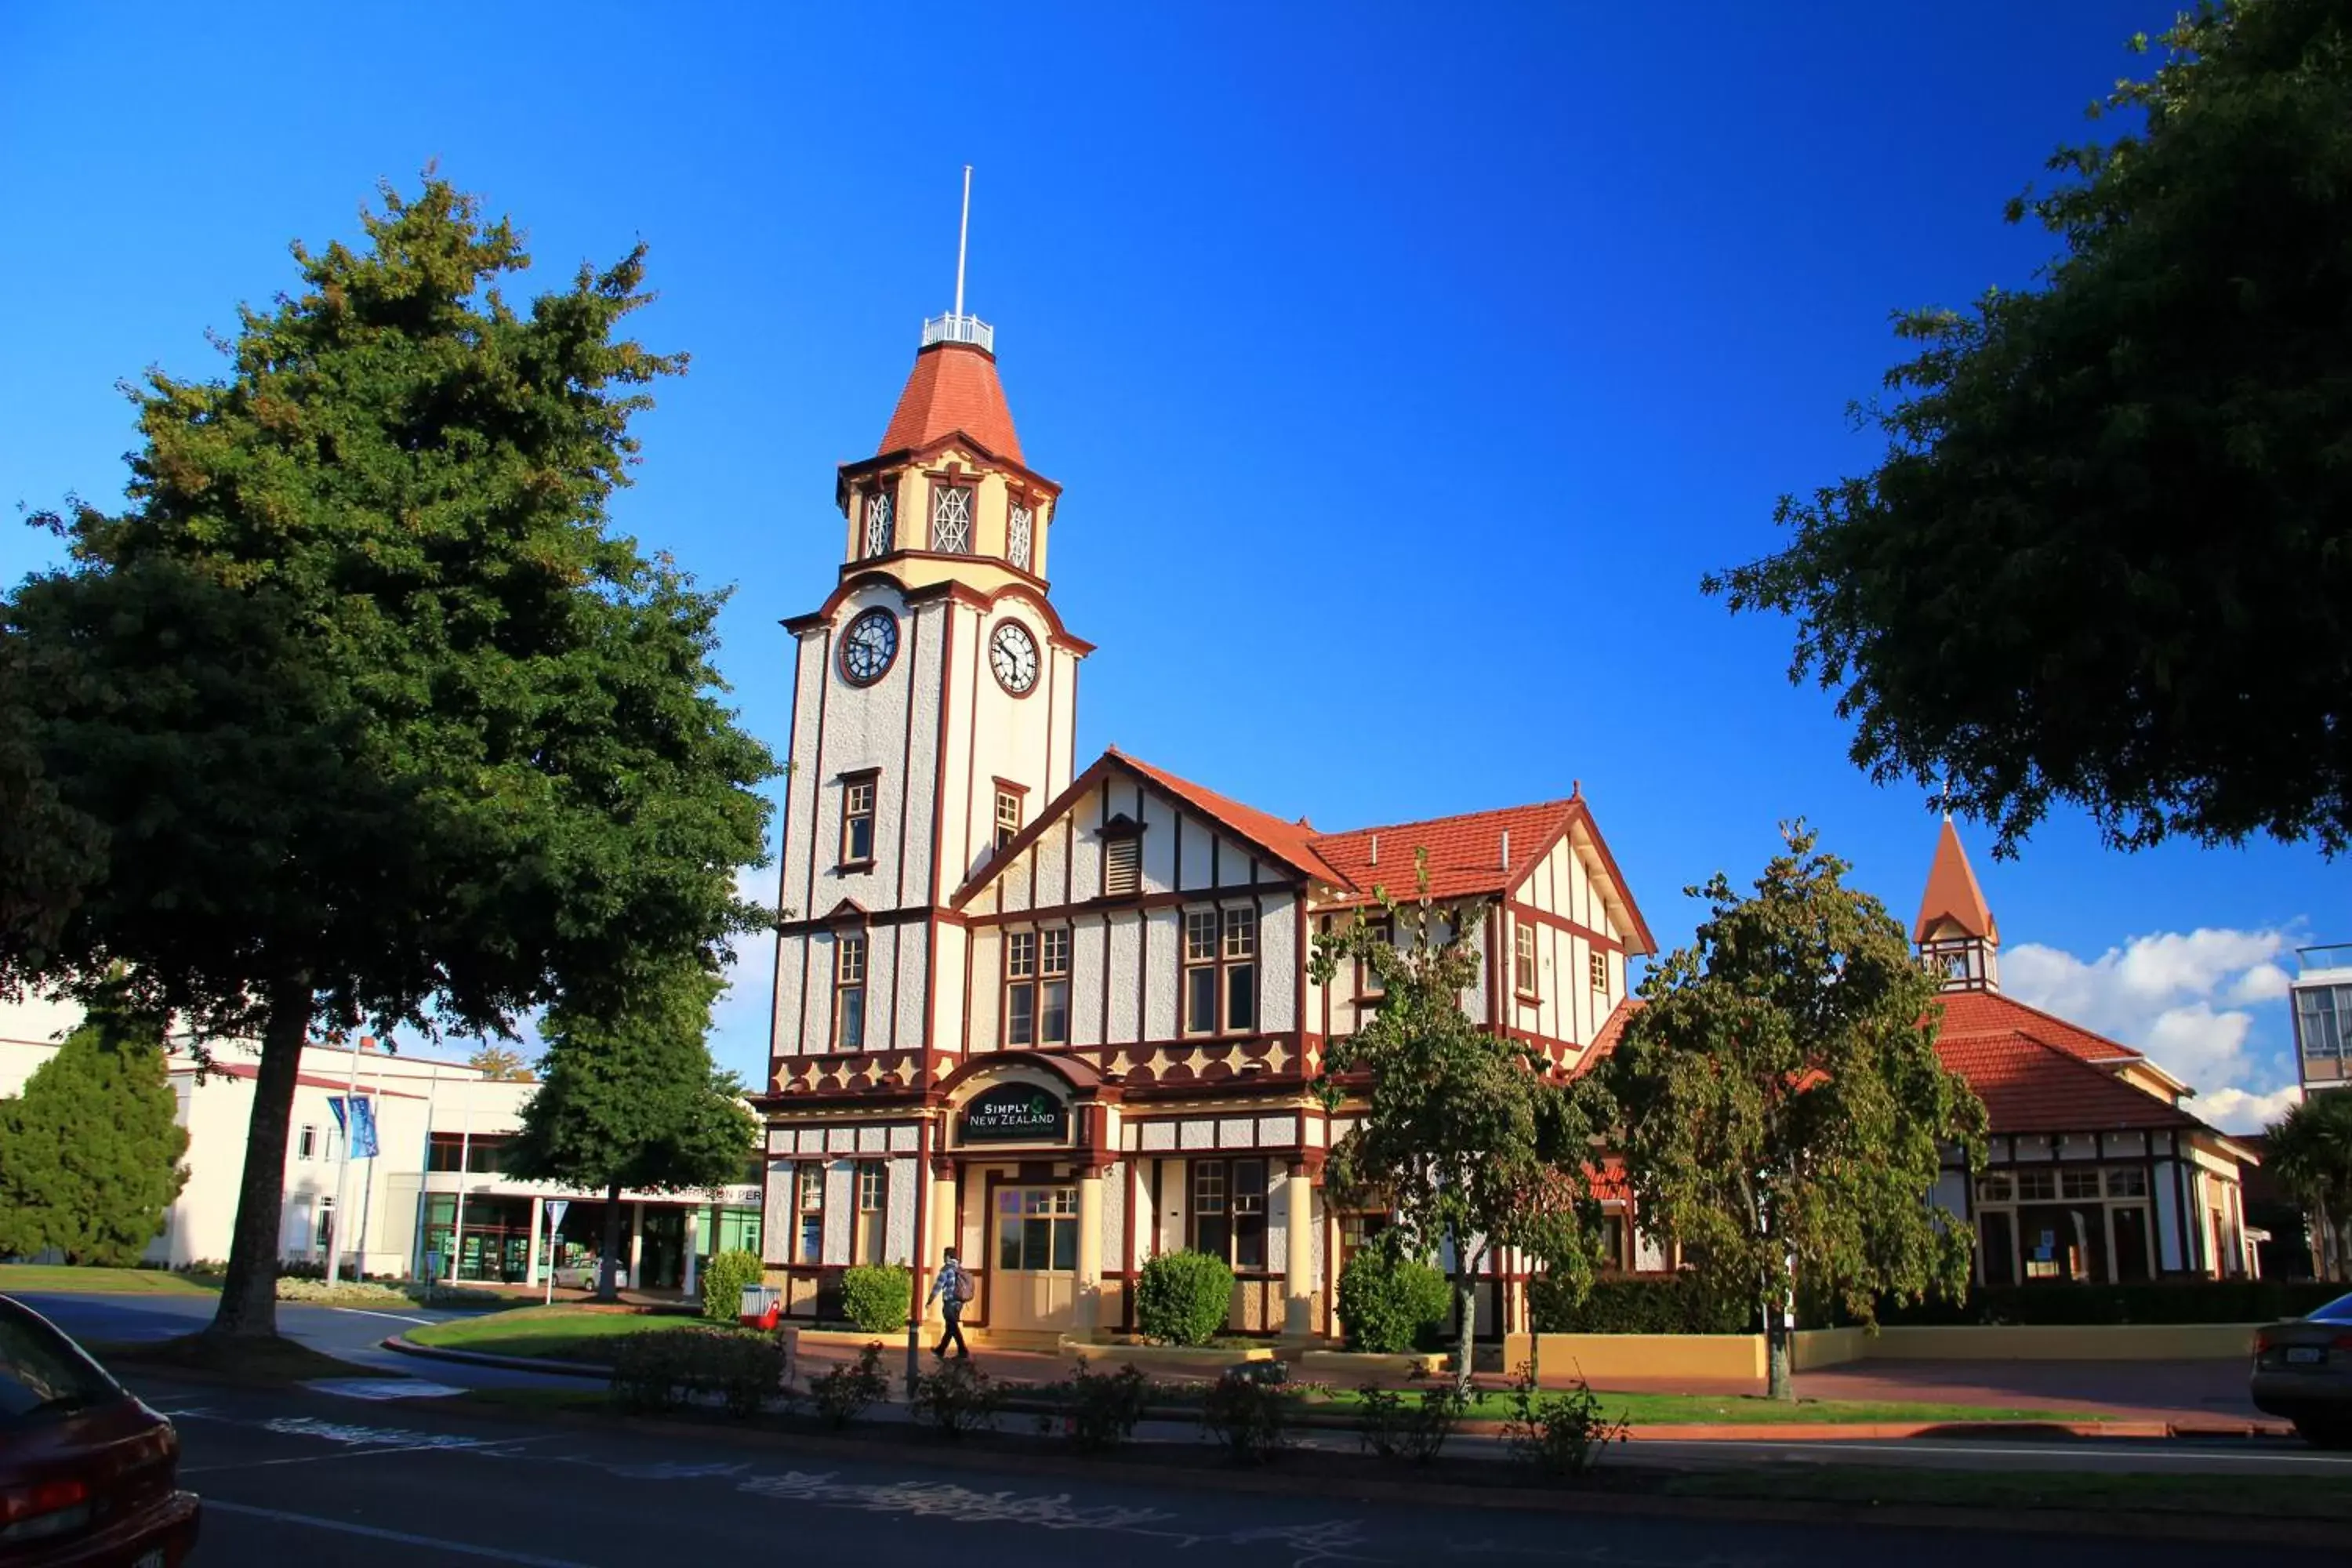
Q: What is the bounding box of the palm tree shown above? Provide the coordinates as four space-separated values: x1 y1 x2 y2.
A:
466 1043 535 1083
2267 1092 2352 1283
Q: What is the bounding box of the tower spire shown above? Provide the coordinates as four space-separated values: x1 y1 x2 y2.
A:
954 164 972 321
920 165 994 354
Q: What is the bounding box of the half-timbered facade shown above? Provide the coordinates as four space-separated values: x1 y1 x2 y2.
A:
755 305 1654 1344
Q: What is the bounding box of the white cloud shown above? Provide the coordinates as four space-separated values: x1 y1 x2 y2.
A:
2002 926 2303 1134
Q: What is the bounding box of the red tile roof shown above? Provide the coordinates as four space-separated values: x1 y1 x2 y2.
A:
172 1058 428 1099
1934 1030 2203 1134
1310 800 1577 906
1932 988 2144 1064
1106 749 1343 884
1915 817 1997 943
879 342 1022 463
1572 996 1646 1078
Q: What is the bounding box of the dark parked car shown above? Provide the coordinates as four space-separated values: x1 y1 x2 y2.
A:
0 1294 199 1565
2250 1289 2352 1448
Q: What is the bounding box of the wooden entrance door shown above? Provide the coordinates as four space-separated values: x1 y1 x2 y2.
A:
992 1185 1079 1331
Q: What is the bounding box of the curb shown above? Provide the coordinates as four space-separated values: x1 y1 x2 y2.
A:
408 1392 2347 1551
382 1335 610 1381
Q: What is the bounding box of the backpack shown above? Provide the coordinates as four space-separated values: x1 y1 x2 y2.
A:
951 1267 975 1305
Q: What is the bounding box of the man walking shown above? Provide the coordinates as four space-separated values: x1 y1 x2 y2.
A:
926 1246 971 1359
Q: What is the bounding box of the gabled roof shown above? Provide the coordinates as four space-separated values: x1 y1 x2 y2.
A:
1311 800 1573 906
1915 817 1997 944
1933 1030 2205 1136
878 342 1022 464
1106 749 1345 885
1573 996 1646 1078
1933 988 2145 1065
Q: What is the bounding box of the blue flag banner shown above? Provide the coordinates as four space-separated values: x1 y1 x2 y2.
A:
328 1096 381 1160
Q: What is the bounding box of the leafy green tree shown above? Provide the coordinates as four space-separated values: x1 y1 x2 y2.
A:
0 177 774 1340
2267 1091 2352 1283
508 956 759 1301
0 634 103 968
1709 1 2352 857
1606 824 1985 1399
0 1004 189 1265
466 1044 534 1083
1312 855 1610 1396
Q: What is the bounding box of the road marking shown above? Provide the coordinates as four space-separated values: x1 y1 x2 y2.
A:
184 1433 559 1474
205 1500 597 1565
303 1377 471 1400
328 1306 439 1325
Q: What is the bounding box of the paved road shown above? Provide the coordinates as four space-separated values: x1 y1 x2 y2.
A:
12 1289 583 1390
125 1377 2304 1568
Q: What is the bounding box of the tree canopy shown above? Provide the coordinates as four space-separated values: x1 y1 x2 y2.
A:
2267 1090 2352 1282
1312 856 1610 1395
0 1002 189 1267
0 176 775 1336
508 955 759 1301
1606 824 1984 1399
466 1044 535 1083
1709 0 2352 858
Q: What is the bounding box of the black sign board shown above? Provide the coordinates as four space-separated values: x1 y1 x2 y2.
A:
958 1083 1069 1145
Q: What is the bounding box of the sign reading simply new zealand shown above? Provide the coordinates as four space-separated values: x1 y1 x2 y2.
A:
957 1083 1069 1145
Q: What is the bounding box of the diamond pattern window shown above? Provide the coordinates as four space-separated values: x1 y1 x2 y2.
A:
1007 503 1034 571
931 486 974 554
862 491 894 559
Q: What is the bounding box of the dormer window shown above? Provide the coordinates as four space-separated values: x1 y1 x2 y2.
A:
1007 503 1034 572
862 489 894 559
931 485 974 554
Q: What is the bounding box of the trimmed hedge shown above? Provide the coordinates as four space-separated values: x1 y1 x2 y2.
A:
1873 1279 2348 1328
699 1249 764 1324
1336 1247 1452 1353
1526 1273 1748 1335
840 1264 913 1334
1135 1250 1235 1345
609 1327 786 1418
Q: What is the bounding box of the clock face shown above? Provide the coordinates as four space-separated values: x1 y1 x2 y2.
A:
840 608 898 686
990 622 1040 695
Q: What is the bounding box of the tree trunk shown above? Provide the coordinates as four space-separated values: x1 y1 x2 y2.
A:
1452 1236 1480 1399
206 977 311 1339
596 1179 625 1303
1762 1260 1795 1402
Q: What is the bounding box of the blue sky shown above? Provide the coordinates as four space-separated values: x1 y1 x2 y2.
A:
2 2 2333 1125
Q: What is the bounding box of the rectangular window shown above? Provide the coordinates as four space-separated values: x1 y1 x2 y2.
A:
1976 1174 2013 1203
427 1132 513 1174
1191 1162 1229 1261
1359 916 1392 999
995 1186 1079 1271
1187 1159 1268 1272
1224 908 1256 1032
1514 923 1538 999
1040 927 1072 1046
1103 837 1140 897
862 490 894 559
297 1125 318 1161
931 485 975 553
2060 1167 2102 1201
1232 1159 1268 1270
994 787 1023 852
1184 909 1218 1035
1589 950 1609 994
835 935 867 1050
857 1161 885 1266
2105 1167 2148 1199
796 1165 825 1265
2014 1169 2056 1203
1005 931 1037 1047
840 776 877 866
316 1196 336 1251
1183 906 1258 1033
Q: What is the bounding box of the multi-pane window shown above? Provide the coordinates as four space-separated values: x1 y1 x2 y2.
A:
796 1165 825 1265
1359 916 1392 999
1103 835 1141 897
1190 1158 1268 1270
1184 907 1257 1034
996 1187 1079 1271
856 1161 886 1265
1006 503 1034 572
1589 950 1609 994
835 935 867 1050
2060 1167 2102 1200
862 491 894 559
297 1125 318 1161
2106 1167 2147 1198
2013 1169 2057 1202
1005 928 1071 1047
2296 984 2352 1061
931 485 974 554
841 776 877 865
1514 923 1539 999
994 787 1023 851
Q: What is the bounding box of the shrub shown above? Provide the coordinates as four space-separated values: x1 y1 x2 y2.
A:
700 1249 765 1325
608 1327 787 1419
809 1341 891 1428
1135 1250 1234 1346
1200 1367 1290 1464
276 1258 328 1281
1499 1361 1628 1477
1526 1273 1748 1335
909 1356 1001 1439
840 1264 913 1334
1354 1376 1468 1464
1336 1246 1452 1353
1042 1361 1156 1452
1871 1280 2346 1329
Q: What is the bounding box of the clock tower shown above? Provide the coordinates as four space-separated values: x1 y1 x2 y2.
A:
767 296 1091 1077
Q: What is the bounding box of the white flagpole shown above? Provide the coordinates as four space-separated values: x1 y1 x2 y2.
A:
326 1039 360 1286
953 165 972 319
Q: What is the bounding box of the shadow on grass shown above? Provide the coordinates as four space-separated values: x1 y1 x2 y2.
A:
91 1332 384 1385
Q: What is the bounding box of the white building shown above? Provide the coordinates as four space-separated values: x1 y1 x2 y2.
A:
0 1014 760 1292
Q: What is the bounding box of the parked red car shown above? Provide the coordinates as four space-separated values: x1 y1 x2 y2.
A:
0 1295 199 1565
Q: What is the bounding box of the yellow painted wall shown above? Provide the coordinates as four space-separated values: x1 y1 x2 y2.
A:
1501 1321 2257 1385
1503 1332 1765 1385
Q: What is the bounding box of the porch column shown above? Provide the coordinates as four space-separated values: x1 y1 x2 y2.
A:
1075 1167 1105 1337
927 1163 956 1325
1283 1160 1314 1338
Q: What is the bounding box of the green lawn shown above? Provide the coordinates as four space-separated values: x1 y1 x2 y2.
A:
407 1305 707 1363
0 1265 216 1296
1292 1386 2105 1426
